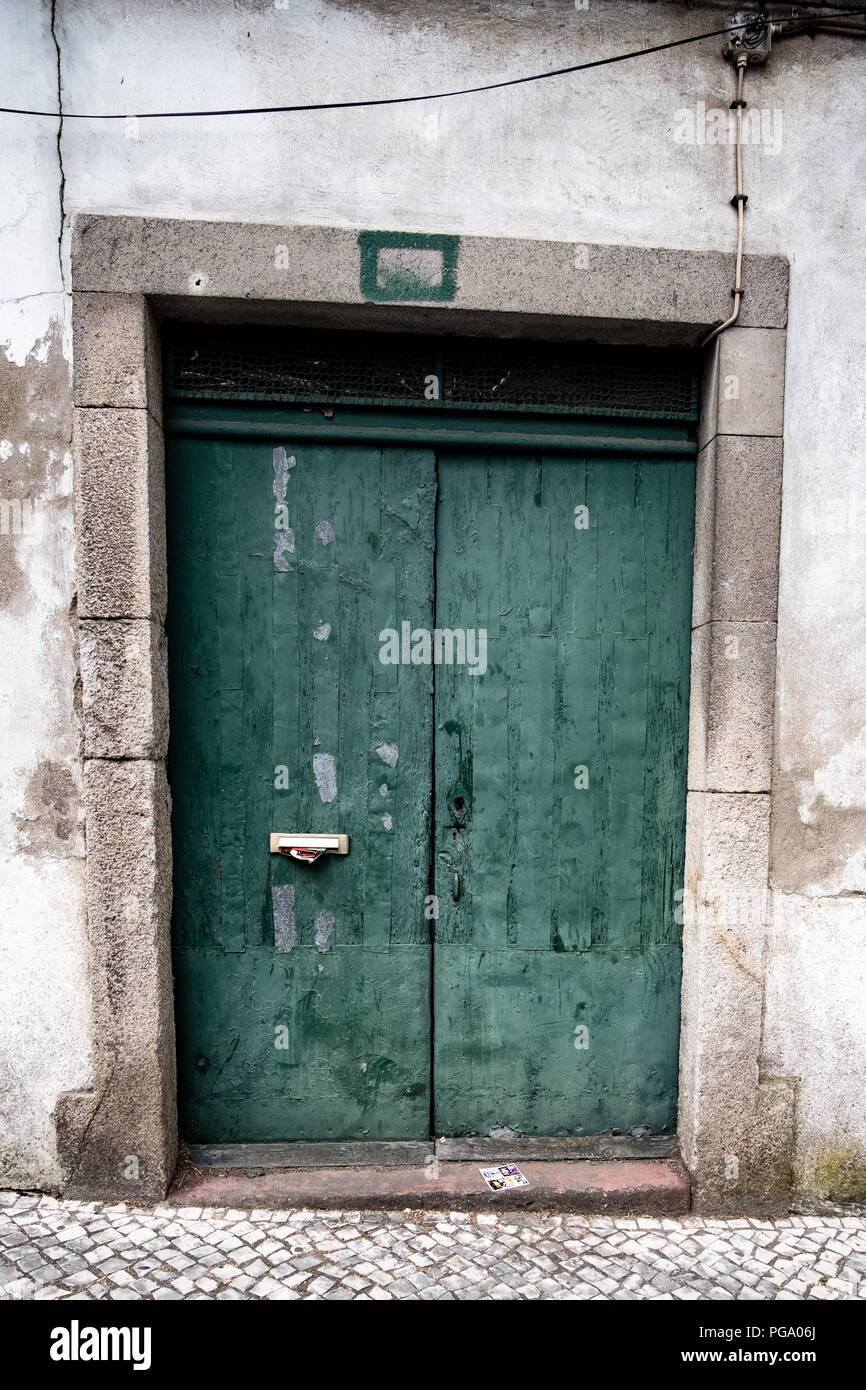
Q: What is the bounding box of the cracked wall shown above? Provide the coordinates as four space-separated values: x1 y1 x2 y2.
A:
0 0 91 1189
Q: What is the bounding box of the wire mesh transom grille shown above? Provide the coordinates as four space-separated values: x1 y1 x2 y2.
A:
165 326 697 421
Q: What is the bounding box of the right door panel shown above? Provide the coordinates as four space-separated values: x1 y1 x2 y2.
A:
433 449 695 1137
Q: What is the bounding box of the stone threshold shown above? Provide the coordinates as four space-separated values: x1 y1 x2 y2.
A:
171 1158 690 1215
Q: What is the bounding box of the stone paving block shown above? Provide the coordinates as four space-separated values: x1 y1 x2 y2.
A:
2 1199 866 1301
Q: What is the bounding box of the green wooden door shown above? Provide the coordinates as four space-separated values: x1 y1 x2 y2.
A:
168 437 436 1141
167 415 693 1142
433 452 693 1136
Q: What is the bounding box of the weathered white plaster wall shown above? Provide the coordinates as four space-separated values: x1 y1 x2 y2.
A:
764 897 866 1201
0 0 90 1188
1 0 864 1200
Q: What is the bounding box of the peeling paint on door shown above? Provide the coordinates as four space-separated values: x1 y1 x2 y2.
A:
314 909 335 953
312 752 337 804
376 741 399 767
272 883 296 952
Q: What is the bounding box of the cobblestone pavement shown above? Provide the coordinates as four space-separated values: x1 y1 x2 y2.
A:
1 1191 865 1300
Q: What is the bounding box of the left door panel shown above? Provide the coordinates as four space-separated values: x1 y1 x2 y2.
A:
166 434 435 1141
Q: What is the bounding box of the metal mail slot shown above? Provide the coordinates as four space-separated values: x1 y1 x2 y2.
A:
269 833 349 862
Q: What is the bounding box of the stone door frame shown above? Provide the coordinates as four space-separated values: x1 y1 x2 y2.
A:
61 215 790 1210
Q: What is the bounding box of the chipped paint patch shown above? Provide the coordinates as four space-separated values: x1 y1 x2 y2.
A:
2 299 68 368
0 318 72 615
13 758 80 856
376 741 399 767
272 883 296 952
809 728 866 812
837 847 866 893
314 908 335 953
273 530 295 571
314 520 335 545
313 622 331 641
272 446 296 502
379 783 388 796
382 812 393 831
313 752 337 803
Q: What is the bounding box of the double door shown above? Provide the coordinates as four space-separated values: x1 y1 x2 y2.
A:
167 418 694 1142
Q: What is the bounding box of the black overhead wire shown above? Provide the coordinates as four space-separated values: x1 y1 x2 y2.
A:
1 10 865 122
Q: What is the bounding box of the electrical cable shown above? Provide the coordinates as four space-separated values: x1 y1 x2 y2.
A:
698 9 866 347
4 6 862 353
0 23 740 119
701 57 748 349
1 9 864 121
777 16 866 37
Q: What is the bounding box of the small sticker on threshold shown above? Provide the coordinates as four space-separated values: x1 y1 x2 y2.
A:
479 1164 529 1191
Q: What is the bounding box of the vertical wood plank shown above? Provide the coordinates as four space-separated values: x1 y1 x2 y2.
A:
604 634 649 950
213 444 247 952
640 460 695 946
388 449 436 948
271 442 300 950
433 454 477 947
555 634 600 951
228 441 276 949
512 632 555 949
165 437 222 951
336 570 367 946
